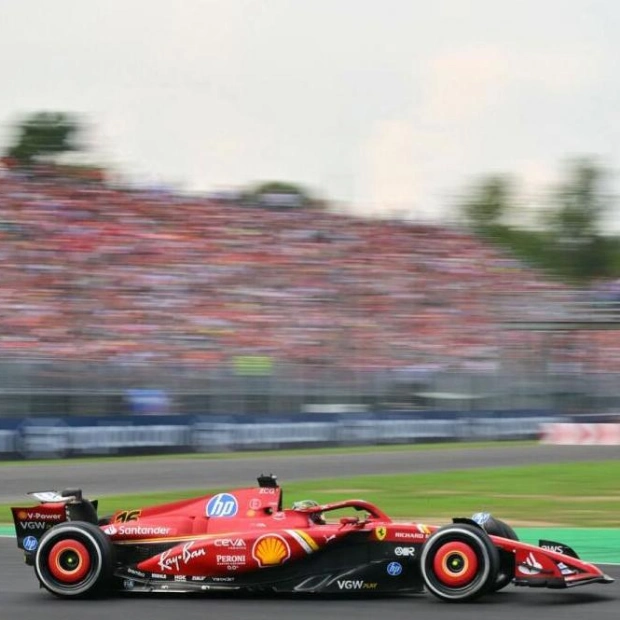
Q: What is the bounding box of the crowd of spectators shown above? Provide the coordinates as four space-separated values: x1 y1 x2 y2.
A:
1 166 615 374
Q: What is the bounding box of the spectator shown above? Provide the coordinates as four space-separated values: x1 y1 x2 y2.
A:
0 168 600 374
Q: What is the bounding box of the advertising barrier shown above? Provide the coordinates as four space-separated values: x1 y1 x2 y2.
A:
0 411 563 459
540 422 620 445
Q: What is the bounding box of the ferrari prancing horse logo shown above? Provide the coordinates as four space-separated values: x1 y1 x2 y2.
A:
375 526 387 541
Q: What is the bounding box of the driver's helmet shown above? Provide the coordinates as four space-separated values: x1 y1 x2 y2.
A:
291 499 325 524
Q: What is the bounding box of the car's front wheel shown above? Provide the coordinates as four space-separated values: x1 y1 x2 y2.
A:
420 524 499 602
482 517 518 592
34 521 114 598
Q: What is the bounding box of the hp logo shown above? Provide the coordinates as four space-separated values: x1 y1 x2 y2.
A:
387 562 402 577
23 536 38 551
206 493 238 518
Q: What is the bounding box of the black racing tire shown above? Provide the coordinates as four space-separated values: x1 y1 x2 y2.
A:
480 517 518 592
420 524 500 602
34 521 115 598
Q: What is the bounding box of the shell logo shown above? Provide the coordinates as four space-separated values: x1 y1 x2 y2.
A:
17 511 28 520
252 534 291 567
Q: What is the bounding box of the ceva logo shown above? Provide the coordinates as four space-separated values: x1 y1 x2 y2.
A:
214 538 246 548
206 493 238 518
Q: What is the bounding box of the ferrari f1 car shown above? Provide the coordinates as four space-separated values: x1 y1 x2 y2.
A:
11 475 613 602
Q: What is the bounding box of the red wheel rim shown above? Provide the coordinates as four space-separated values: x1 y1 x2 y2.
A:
432 541 479 587
47 540 91 584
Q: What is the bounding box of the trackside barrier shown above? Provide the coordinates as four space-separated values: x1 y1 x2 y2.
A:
540 423 620 445
0 430 16 454
0 413 563 459
191 422 335 450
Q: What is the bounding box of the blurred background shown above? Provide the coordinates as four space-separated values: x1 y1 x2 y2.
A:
1 1 620 456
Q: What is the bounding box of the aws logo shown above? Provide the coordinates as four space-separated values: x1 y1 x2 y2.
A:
541 544 564 554
252 534 291 567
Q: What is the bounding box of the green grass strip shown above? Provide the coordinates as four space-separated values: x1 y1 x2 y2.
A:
516 528 620 564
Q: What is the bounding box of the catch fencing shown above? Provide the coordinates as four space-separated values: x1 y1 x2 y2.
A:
2 360 620 417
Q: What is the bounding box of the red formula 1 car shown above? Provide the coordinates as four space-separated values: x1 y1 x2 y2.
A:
11 475 613 602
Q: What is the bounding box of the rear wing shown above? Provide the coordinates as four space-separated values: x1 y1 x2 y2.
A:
11 489 99 558
11 502 67 553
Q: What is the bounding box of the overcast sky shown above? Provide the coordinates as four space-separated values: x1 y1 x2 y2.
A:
0 0 618 221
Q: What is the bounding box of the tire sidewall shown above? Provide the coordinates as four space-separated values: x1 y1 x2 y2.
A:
34 522 112 598
420 524 499 602
483 518 518 591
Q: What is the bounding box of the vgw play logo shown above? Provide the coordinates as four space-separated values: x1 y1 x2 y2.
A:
206 493 238 518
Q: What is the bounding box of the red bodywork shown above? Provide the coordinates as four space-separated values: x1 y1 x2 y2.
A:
84 485 608 587
105 489 395 577
11 480 613 597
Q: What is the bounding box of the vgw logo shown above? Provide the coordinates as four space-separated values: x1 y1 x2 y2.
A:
337 580 377 590
206 493 238 518
19 521 46 530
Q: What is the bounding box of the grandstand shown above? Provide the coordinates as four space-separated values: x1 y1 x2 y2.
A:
1 168 619 417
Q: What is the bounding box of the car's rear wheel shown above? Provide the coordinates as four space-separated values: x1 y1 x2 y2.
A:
34 522 114 598
420 524 499 602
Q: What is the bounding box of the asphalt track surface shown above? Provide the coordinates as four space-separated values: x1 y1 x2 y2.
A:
1 444 619 620
1 444 619 503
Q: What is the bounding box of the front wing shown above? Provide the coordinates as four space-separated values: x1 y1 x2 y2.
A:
490 535 614 588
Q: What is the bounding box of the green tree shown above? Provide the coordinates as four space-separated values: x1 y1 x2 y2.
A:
547 159 613 280
244 181 313 209
461 175 513 232
5 112 80 165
